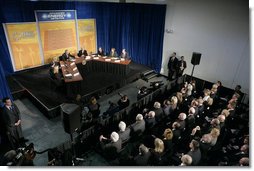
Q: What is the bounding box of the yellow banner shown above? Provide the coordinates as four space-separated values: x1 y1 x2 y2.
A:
5 23 42 71
39 20 77 63
78 19 97 54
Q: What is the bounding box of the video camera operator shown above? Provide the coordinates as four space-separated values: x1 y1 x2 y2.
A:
2 143 35 166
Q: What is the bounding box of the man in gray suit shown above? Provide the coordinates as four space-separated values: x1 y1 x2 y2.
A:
2 97 28 149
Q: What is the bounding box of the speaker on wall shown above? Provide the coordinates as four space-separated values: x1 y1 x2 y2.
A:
61 103 81 134
191 52 202 65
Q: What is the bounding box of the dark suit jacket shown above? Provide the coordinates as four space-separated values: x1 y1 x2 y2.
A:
134 151 151 166
131 120 146 134
2 104 20 129
154 108 164 123
187 148 201 165
120 52 130 60
98 50 105 56
118 127 131 143
167 57 178 71
61 53 74 61
109 51 118 57
145 117 156 129
77 50 88 57
101 138 122 153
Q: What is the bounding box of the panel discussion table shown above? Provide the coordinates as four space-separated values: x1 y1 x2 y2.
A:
60 56 131 98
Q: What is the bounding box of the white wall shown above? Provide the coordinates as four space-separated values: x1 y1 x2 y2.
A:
161 0 249 96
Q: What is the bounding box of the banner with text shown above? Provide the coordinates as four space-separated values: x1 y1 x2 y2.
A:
36 10 78 63
4 23 42 71
78 19 97 54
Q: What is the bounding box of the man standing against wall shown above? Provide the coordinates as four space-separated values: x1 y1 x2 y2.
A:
167 52 178 80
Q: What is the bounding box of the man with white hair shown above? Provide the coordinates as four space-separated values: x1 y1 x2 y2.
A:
99 131 122 153
187 107 196 131
130 114 146 134
118 121 131 143
177 113 187 130
153 102 164 122
144 111 156 130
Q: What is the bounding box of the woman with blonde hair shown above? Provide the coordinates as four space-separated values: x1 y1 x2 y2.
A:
163 128 174 159
209 128 220 146
150 138 165 165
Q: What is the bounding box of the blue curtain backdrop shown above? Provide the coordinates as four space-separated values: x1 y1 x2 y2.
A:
0 1 166 98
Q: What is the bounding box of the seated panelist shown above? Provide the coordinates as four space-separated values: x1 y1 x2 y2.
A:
61 49 75 61
109 48 118 57
97 47 105 56
120 49 130 60
77 47 88 57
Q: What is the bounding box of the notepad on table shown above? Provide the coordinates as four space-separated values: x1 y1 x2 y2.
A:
70 62 75 66
73 72 80 77
73 67 77 71
93 57 99 60
114 60 120 63
105 59 111 61
86 56 91 60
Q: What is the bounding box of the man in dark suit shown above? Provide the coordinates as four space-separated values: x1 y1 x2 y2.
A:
109 48 118 57
120 49 130 60
77 48 88 57
167 52 178 80
2 97 28 149
130 114 146 134
187 139 201 165
177 56 187 77
61 49 74 61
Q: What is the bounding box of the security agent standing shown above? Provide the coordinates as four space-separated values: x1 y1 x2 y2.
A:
167 52 178 80
2 97 28 149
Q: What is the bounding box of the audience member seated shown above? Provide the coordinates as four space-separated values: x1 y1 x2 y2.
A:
118 121 131 143
187 107 196 132
80 107 93 130
233 85 243 103
177 113 187 131
153 102 164 123
239 157 249 166
77 47 88 57
187 139 201 166
162 128 174 161
103 101 119 117
133 144 151 166
144 111 156 130
149 138 165 166
163 99 171 116
99 132 122 159
209 128 220 147
117 93 130 110
130 114 146 138
87 97 100 118
203 89 211 102
180 154 192 166
172 122 182 143
199 133 212 163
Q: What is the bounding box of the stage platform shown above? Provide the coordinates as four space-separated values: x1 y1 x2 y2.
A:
7 62 151 118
